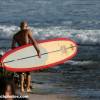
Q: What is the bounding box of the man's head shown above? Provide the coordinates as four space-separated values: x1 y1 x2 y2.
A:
20 21 28 30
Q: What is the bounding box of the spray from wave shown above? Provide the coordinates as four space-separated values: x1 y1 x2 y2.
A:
0 25 100 45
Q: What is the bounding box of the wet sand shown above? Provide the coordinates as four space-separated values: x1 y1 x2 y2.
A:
17 69 100 100
16 92 100 100
29 94 73 100
29 94 100 100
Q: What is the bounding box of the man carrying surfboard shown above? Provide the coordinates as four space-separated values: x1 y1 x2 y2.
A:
11 21 41 93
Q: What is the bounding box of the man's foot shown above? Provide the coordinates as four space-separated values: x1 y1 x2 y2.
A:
21 88 25 93
26 88 31 93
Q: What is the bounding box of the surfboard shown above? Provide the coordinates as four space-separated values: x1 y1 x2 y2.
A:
1 38 77 72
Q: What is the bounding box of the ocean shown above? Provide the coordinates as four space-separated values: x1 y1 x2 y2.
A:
0 0 100 99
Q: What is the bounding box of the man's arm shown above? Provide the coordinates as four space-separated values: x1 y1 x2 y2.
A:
28 30 41 58
11 36 16 49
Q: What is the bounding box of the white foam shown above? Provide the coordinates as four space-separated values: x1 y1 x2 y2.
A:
66 60 98 65
0 25 19 38
0 25 100 44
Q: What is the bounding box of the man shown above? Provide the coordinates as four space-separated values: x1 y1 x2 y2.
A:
11 21 41 93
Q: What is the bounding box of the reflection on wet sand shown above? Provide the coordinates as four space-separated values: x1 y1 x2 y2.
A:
28 63 100 100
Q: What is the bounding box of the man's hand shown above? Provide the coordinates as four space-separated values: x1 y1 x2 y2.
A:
37 50 41 58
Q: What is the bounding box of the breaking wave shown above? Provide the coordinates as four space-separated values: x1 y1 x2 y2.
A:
0 25 100 45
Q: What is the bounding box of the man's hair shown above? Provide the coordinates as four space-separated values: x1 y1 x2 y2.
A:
3 81 16 95
20 21 28 28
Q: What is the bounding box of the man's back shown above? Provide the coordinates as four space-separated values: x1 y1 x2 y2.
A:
14 29 31 46
12 21 40 56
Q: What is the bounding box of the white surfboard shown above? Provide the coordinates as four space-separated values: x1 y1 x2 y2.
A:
1 38 77 72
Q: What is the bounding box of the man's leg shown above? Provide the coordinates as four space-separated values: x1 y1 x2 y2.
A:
26 72 31 92
21 73 25 92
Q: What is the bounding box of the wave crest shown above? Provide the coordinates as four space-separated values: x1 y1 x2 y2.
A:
0 25 100 44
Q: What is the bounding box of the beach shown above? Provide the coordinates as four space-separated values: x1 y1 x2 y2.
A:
15 70 100 100
29 94 100 100
29 94 70 100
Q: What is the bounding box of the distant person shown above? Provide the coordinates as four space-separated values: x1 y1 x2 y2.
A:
11 21 41 93
2 81 28 100
3 81 16 100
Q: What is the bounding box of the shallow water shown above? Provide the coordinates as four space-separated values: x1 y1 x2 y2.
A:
31 64 100 100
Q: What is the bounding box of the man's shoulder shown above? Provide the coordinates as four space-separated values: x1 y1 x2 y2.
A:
25 29 32 33
13 31 20 39
24 29 32 36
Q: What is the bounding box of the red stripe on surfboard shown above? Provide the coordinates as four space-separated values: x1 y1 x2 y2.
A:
0 38 78 72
